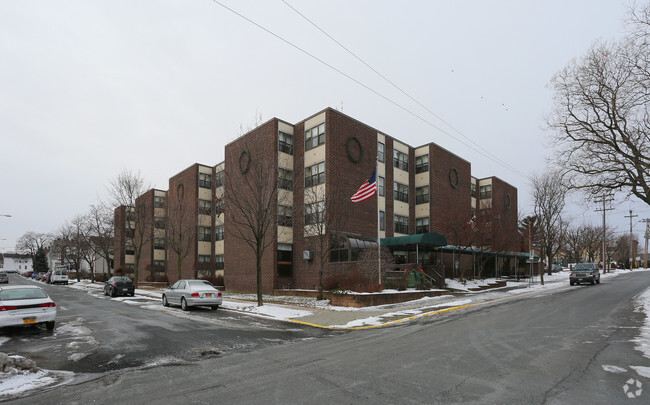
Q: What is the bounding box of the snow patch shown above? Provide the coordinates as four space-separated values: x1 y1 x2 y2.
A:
630 366 650 379
634 286 650 359
602 365 627 374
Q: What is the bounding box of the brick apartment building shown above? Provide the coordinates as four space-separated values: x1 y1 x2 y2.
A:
114 107 521 293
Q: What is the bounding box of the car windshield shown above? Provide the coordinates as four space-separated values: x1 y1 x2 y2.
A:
189 280 213 288
574 264 594 271
113 277 132 283
0 288 48 300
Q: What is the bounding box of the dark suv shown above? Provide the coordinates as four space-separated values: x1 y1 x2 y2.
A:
569 263 600 285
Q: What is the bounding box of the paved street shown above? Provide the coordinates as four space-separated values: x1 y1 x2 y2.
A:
4 271 650 404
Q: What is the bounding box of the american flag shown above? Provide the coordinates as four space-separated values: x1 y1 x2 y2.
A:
350 167 377 203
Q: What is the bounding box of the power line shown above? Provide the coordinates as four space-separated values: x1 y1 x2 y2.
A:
281 0 527 180
209 0 531 181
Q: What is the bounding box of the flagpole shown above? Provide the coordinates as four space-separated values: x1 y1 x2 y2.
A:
377 157 381 286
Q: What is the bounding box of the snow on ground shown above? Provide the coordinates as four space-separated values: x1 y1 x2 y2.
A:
634 277 650 360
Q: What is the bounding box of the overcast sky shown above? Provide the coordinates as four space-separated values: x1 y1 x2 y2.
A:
1 0 648 252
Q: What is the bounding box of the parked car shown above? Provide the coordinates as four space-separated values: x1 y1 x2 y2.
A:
22 271 33 278
0 272 8 284
0 285 56 331
104 276 135 297
552 264 563 273
49 269 69 285
569 263 600 285
162 279 223 311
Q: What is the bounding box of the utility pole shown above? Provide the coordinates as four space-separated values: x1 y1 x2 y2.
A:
594 196 614 273
643 219 650 270
624 210 638 270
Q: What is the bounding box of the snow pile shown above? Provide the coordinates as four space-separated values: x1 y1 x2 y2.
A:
0 353 54 399
634 284 650 359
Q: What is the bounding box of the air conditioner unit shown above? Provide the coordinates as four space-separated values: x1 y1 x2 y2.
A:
303 250 314 260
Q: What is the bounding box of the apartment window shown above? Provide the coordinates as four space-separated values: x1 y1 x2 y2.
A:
393 150 409 172
199 173 211 189
378 142 385 162
153 238 165 250
198 255 211 264
199 199 212 215
154 260 165 268
394 182 409 203
305 162 325 187
415 186 429 204
378 176 385 197
415 155 429 174
278 205 292 227
416 217 429 234
380 211 385 231
305 201 325 225
479 184 492 199
215 255 224 270
394 214 409 234
278 168 293 191
471 183 477 198
214 198 224 215
279 131 293 155
154 195 166 208
154 219 166 229
125 245 135 255
215 225 224 241
305 123 325 151
215 171 224 188
198 226 211 242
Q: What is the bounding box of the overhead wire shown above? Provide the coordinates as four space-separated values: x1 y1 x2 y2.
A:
209 0 531 181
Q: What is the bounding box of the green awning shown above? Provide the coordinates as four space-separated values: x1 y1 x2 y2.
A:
380 233 447 251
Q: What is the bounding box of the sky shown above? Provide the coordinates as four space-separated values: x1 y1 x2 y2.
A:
1 0 649 252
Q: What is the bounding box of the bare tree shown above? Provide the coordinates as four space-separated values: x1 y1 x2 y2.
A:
224 142 278 306
16 232 53 258
167 184 197 281
57 215 89 282
547 3 650 207
86 204 114 275
106 169 151 287
531 171 569 284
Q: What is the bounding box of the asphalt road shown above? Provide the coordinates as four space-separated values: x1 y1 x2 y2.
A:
5 271 650 404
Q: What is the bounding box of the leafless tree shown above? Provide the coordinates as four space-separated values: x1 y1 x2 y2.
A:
547 3 650 207
57 215 89 282
15 232 53 258
106 169 151 287
224 142 278 306
86 204 114 275
532 171 569 284
167 184 197 281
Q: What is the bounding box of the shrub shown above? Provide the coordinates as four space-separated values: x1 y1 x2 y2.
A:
155 274 169 283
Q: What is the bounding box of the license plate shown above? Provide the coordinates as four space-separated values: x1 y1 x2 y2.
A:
205 293 212 297
23 318 36 325
122 288 128 292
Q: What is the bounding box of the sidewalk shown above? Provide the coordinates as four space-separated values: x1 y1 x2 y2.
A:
70 268 649 330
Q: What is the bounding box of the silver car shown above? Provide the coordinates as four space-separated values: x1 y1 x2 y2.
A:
0 285 56 330
162 279 223 311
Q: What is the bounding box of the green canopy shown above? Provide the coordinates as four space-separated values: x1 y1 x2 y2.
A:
380 232 447 251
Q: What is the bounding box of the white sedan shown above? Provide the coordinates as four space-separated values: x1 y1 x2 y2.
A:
0 285 57 331
162 279 223 311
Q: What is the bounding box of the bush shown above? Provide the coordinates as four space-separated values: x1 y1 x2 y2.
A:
325 273 382 293
200 275 225 288
144 275 154 282
155 274 169 283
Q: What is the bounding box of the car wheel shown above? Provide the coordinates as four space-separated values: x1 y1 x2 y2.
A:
111 287 117 297
181 297 189 311
131 292 135 297
596 278 600 284
591 280 595 285
45 321 55 331
211 305 219 310
570 282 574 286
162 295 169 307
103 288 108 296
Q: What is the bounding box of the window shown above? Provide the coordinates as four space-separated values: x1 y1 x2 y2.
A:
154 260 165 268
199 199 211 215
154 219 166 229
479 184 492 199
125 245 135 255
378 142 385 162
154 195 166 208
153 238 165 250
305 201 325 225
278 168 293 190
415 155 429 174
278 205 292 227
394 214 409 234
330 235 349 263
394 182 409 203
416 217 429 234
415 186 429 204
214 198 224 215
471 183 477 198
215 171 224 188
215 255 224 270
393 150 409 172
215 225 224 241
199 173 211 189
279 131 293 155
380 211 385 231
198 255 211 263
305 123 325 151
198 226 211 242
305 162 325 187
378 176 385 197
